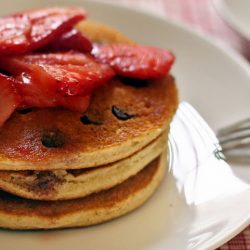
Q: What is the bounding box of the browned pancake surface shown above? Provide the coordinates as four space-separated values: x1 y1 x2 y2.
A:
0 75 177 170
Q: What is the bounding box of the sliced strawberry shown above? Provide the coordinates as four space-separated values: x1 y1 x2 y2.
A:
0 15 31 55
92 44 175 79
60 95 91 112
0 52 114 97
3 52 99 67
15 66 91 113
40 64 114 96
0 7 86 55
42 28 92 53
27 7 86 51
0 52 114 112
17 71 90 113
16 67 59 108
0 74 21 127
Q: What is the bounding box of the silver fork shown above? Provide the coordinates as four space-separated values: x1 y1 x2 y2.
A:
217 118 250 164
173 102 250 165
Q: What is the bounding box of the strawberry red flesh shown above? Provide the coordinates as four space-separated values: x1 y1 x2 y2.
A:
0 52 114 112
0 52 114 96
40 63 113 96
0 15 31 55
16 68 91 113
60 95 91 112
92 44 175 79
0 74 21 127
0 7 86 55
42 28 92 53
28 8 86 51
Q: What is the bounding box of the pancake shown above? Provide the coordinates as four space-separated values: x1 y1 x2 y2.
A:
0 130 167 200
0 21 178 171
77 20 135 44
0 151 166 230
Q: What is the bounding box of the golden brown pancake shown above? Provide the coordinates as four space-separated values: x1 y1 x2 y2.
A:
0 151 166 230
0 21 178 171
0 131 167 200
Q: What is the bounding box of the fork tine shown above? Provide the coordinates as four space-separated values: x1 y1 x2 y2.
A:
217 118 250 152
217 118 250 162
220 137 250 151
217 118 250 137
219 128 250 144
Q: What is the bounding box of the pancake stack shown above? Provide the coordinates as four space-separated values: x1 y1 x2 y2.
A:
0 21 178 230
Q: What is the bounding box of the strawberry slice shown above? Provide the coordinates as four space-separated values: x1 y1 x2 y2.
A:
92 44 175 79
0 52 114 97
0 7 86 55
0 15 31 55
0 52 114 112
17 69 91 112
60 95 91 112
42 28 92 53
0 74 21 127
27 7 86 51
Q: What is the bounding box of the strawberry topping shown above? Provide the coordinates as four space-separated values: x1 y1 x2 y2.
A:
0 52 114 96
0 74 21 127
0 52 114 109
0 7 86 55
0 7 175 128
42 28 92 53
92 44 175 79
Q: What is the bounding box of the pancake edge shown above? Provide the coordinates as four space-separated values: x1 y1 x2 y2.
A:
0 130 168 200
0 150 167 230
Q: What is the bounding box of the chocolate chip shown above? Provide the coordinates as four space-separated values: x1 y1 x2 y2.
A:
112 105 135 121
41 129 65 148
17 108 33 114
36 171 56 190
119 77 149 88
31 171 63 194
80 115 102 125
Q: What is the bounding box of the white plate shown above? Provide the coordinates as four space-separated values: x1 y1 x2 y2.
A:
0 1 250 249
214 0 250 41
